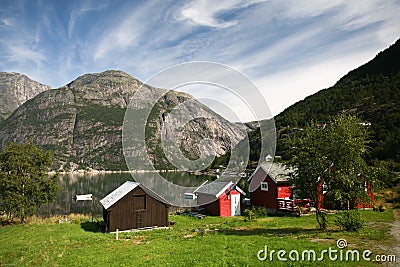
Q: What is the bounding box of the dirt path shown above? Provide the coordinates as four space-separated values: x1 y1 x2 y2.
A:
384 209 400 267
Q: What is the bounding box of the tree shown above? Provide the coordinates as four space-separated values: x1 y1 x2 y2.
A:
0 142 59 223
289 114 379 230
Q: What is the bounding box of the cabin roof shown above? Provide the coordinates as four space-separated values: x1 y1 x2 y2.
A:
248 162 293 184
100 181 171 209
195 181 244 198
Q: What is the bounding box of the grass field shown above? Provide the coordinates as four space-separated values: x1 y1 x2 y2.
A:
0 210 395 266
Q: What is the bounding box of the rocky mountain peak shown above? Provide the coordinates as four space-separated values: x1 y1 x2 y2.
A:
0 70 246 171
0 72 50 121
63 70 143 108
66 70 141 91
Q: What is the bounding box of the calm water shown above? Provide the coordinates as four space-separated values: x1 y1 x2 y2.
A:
39 171 214 216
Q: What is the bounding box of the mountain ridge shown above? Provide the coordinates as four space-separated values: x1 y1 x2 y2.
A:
0 70 246 171
268 38 400 176
0 72 50 122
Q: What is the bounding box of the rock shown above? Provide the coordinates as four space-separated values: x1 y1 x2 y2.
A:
0 70 246 171
0 72 50 121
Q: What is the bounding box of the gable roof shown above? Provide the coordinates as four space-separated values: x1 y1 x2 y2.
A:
195 181 245 198
248 162 293 184
100 181 171 209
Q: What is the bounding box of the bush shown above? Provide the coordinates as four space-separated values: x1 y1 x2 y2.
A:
253 207 268 218
334 210 365 232
243 209 256 222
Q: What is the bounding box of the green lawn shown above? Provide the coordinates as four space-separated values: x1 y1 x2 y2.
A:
0 210 395 266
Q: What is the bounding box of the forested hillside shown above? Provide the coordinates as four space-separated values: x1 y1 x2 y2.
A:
248 38 400 184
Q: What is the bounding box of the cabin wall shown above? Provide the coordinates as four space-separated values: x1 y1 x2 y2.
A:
198 190 243 217
219 193 231 217
197 193 220 216
277 185 291 199
107 187 168 232
250 174 278 209
200 199 220 216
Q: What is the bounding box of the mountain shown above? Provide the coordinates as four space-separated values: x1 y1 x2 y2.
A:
0 70 246 171
247 38 400 174
0 72 50 122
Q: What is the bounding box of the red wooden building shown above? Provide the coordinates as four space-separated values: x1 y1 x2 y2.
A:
100 181 171 232
248 163 374 214
195 181 245 217
248 163 296 214
317 178 374 210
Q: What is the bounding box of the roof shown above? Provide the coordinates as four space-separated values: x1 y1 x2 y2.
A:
248 162 293 184
195 181 245 198
100 181 171 209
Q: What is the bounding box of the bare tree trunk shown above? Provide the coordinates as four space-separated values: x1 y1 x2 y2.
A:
316 208 327 230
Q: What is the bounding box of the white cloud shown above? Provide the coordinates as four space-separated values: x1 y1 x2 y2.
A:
92 2 160 60
255 49 381 117
176 0 266 28
276 0 344 19
68 4 108 38
0 18 14 28
5 44 47 65
94 21 139 60
94 17 140 60
0 0 399 120
230 25 323 73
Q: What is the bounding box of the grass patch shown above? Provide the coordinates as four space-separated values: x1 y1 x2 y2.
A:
0 210 395 266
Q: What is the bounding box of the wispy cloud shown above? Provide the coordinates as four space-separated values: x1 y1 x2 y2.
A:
0 0 399 120
67 3 109 38
175 0 266 28
5 44 47 64
0 18 14 28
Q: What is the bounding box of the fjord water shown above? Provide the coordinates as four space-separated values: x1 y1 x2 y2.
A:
39 171 214 216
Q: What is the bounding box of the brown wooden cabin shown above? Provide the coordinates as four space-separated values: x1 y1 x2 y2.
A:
100 181 171 232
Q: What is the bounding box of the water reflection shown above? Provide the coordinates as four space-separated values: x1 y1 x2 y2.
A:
39 171 214 216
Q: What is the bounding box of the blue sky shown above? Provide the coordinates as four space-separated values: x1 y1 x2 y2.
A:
0 0 399 121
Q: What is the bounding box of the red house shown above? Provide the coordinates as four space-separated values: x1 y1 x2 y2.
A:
317 178 374 210
248 163 296 214
195 181 245 217
248 163 374 214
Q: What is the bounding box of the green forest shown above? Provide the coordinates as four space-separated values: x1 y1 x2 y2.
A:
245 38 400 187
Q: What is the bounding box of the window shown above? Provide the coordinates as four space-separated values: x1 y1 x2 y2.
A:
261 182 269 191
134 195 146 211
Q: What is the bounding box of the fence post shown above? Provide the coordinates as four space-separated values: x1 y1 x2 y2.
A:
116 229 119 240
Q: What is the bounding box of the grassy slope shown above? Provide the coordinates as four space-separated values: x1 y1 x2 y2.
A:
0 210 394 266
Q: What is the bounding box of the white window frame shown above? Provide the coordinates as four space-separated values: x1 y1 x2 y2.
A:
261 182 269 191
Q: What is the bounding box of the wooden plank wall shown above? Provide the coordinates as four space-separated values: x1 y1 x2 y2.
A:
107 187 168 232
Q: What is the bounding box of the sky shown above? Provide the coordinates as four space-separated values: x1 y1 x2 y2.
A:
0 0 399 122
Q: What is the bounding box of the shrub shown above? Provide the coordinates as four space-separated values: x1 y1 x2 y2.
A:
253 207 268 218
334 210 365 232
243 209 256 222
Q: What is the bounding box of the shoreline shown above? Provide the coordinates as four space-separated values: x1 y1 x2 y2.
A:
49 169 183 175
